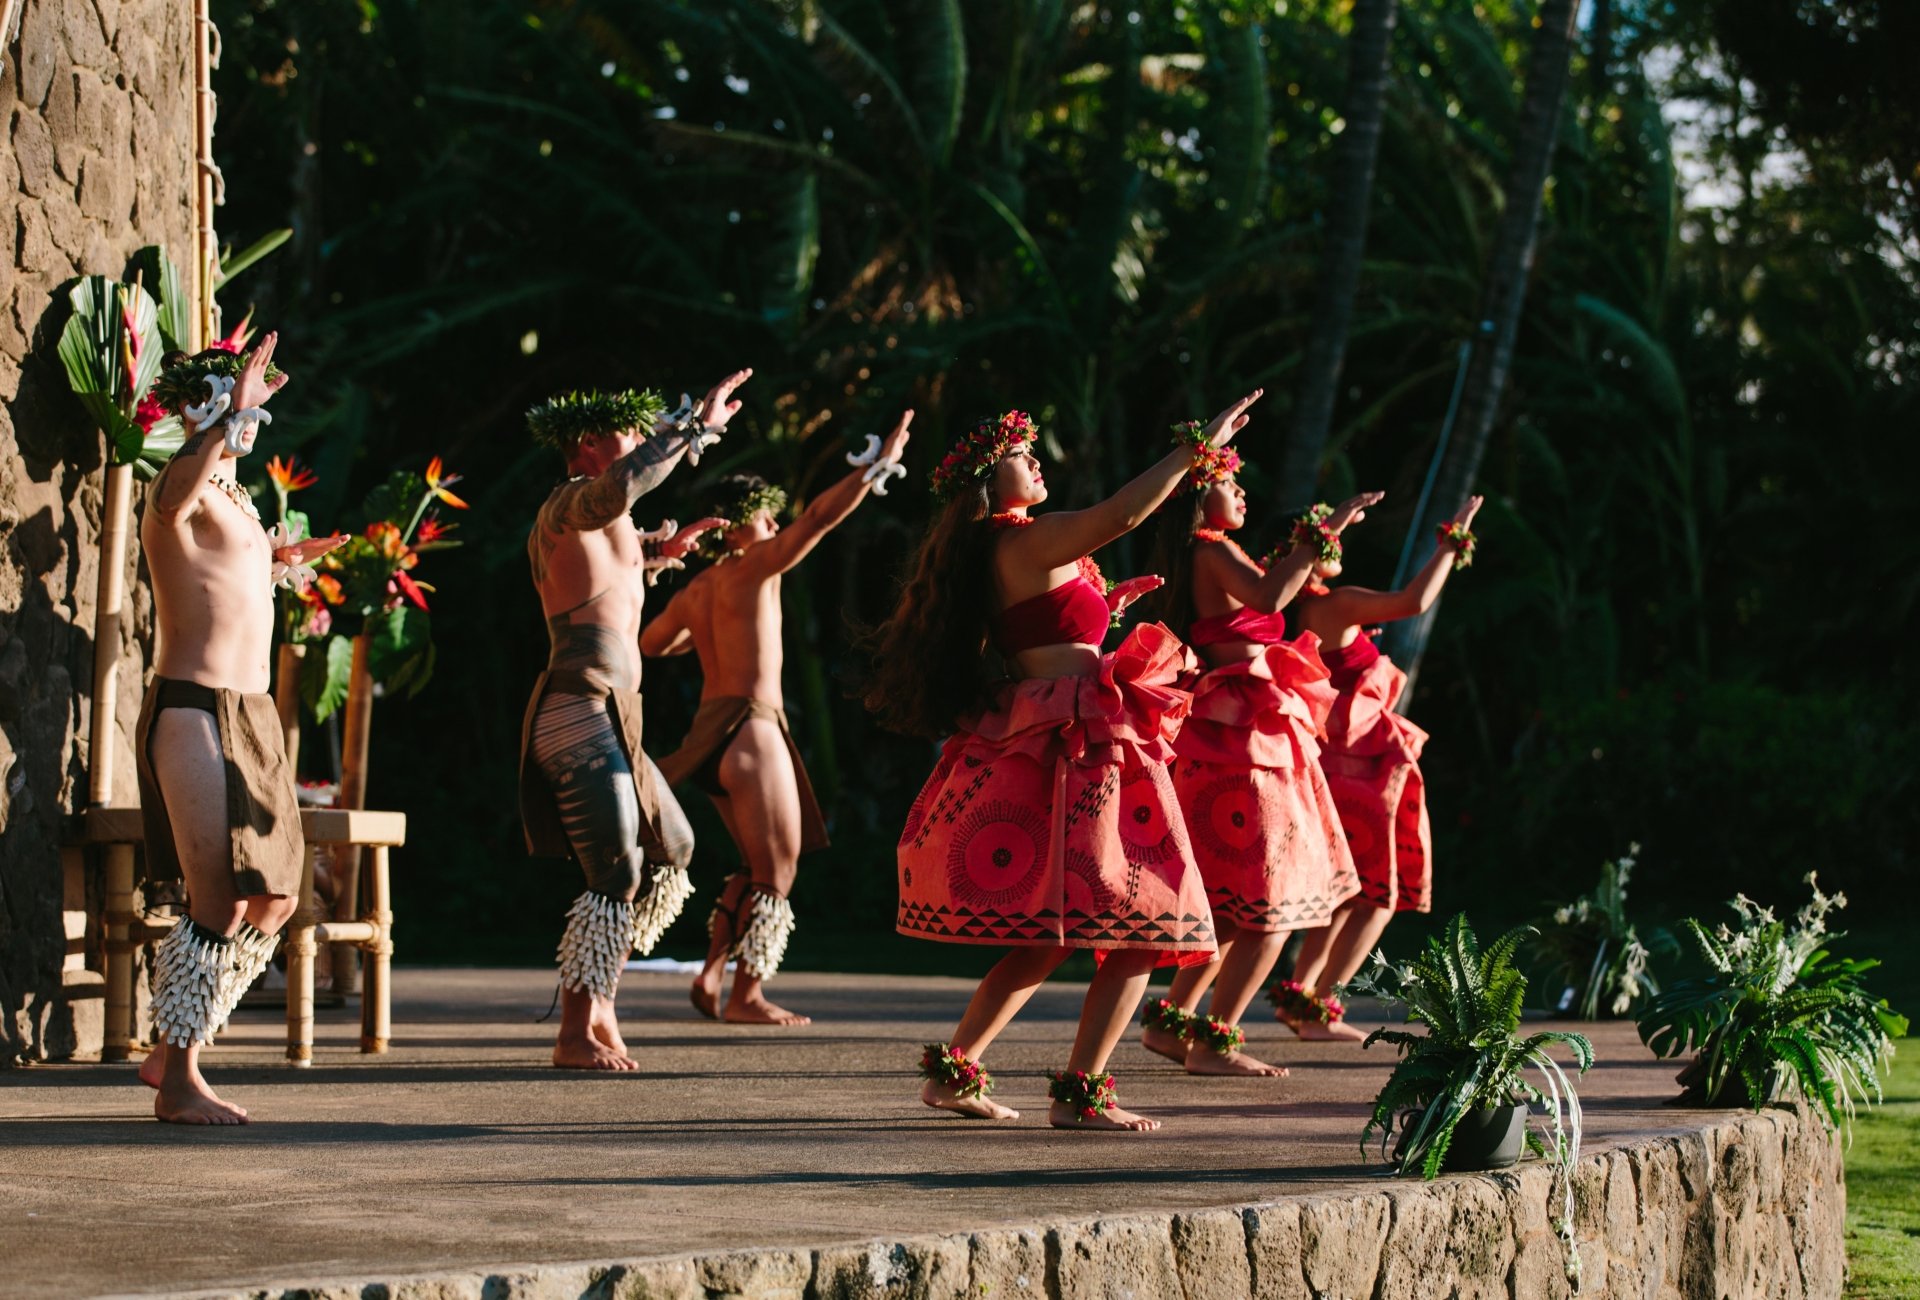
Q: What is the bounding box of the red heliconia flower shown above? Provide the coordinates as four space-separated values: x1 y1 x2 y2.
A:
133 392 169 434
423 456 469 510
266 455 318 493
390 570 431 611
211 309 257 356
415 515 451 544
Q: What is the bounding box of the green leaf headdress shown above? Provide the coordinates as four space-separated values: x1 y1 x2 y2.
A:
698 477 790 558
149 347 287 414
526 388 668 451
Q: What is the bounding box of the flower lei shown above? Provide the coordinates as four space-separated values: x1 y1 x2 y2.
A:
526 388 669 450
1141 997 1196 1036
1190 1014 1247 1056
919 1042 994 1099
1192 527 1230 545
1268 978 1346 1026
1047 1068 1119 1122
931 411 1038 501
699 481 791 558
1288 503 1343 567
1436 521 1477 571
1170 419 1242 493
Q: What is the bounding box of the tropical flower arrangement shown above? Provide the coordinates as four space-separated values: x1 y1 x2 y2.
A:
1347 915 1593 1284
58 257 182 477
1525 844 1677 1020
265 453 470 719
1636 875 1907 1133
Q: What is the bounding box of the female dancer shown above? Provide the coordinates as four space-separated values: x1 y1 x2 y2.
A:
1136 437 1379 1075
1274 495 1482 1040
867 393 1263 1132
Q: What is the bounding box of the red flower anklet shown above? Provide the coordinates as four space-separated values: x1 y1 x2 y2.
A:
920 1042 994 1099
1268 978 1347 1027
1141 996 1196 1036
1189 1014 1246 1055
1047 1069 1119 1122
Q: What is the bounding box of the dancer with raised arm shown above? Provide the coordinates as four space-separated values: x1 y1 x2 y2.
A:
135 334 345 1123
642 411 915 1026
1134 440 1382 1076
867 395 1261 1132
1274 494 1483 1040
520 372 750 1071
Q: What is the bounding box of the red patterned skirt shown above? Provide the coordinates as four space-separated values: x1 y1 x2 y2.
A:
1319 654 1432 913
896 624 1217 965
1170 638 1361 933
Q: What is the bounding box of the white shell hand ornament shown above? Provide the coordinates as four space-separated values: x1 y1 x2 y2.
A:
847 433 905 494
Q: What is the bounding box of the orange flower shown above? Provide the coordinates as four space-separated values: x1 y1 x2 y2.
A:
424 456 469 510
313 574 345 606
364 520 419 570
266 455 318 493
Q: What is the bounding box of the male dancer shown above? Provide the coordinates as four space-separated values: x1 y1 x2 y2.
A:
642 411 913 1025
521 371 750 1070
135 334 344 1123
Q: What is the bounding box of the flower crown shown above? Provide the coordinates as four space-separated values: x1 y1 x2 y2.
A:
1170 419 1242 492
148 348 287 413
698 480 790 558
929 411 1038 502
526 388 668 450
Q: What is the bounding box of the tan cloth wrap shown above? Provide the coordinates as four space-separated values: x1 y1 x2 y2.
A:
133 679 305 898
519 671 672 860
658 696 830 854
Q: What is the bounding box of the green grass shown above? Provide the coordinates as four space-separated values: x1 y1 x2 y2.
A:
1845 1039 1920 1298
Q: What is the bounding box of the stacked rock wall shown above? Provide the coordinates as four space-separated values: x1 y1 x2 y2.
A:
1 0 196 1062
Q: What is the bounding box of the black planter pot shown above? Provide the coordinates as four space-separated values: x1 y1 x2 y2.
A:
1394 1100 1529 1173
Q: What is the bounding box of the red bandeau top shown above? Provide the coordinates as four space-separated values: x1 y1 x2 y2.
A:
1188 605 1287 647
1319 630 1382 691
992 576 1111 653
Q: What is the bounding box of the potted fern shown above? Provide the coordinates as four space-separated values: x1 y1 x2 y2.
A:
1637 874 1907 1131
1526 844 1678 1019
1348 916 1594 1178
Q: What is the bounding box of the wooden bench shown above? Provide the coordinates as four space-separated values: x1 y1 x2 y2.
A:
74 806 407 1065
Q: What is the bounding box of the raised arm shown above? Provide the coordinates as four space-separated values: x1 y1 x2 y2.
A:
1012 390 1262 571
1318 495 1482 627
748 410 914 576
150 333 284 526
540 431 697 534
1203 491 1385 612
638 589 695 658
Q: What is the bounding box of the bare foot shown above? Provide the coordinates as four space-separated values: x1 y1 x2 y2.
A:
1048 1100 1160 1132
1140 1024 1188 1063
552 1035 639 1071
138 1043 166 1089
1184 1041 1289 1077
1280 1014 1369 1042
692 876 747 1020
588 1010 633 1061
689 979 720 1020
723 992 811 1026
154 1072 249 1125
920 1077 1019 1120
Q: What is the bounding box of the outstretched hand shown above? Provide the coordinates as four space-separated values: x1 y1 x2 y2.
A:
700 368 753 433
232 331 286 413
660 516 730 560
1450 495 1484 530
880 409 914 462
278 532 349 566
1203 388 1265 448
1106 574 1164 616
1326 491 1385 534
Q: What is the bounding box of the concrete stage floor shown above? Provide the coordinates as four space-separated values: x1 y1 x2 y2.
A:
0 968 1700 1298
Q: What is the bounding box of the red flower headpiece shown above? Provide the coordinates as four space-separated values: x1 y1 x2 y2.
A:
1170 419 1242 492
929 410 1038 502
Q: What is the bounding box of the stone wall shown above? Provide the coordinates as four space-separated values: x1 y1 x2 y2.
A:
174 1106 1847 1299
1 0 196 1063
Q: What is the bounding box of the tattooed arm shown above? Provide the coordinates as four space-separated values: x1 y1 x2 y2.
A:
149 423 233 525
539 431 696 535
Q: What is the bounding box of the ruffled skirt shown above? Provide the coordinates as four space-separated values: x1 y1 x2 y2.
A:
896 624 1217 964
1170 637 1360 933
1320 654 1432 913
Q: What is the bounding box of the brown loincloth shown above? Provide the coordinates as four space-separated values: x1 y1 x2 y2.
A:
133 678 305 898
657 697 830 854
519 669 674 860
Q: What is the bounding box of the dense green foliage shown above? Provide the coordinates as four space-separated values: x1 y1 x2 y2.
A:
205 0 1919 962
1638 878 1908 1131
1349 915 1592 1178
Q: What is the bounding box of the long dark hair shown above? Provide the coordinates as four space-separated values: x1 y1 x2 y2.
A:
1138 493 1207 636
863 484 1003 738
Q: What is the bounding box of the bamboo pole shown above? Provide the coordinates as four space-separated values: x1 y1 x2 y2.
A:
331 635 375 994
274 642 306 773
193 0 219 347
86 465 134 805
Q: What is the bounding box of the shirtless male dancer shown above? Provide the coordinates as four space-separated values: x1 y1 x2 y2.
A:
521 371 750 1071
134 334 346 1123
642 410 914 1025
